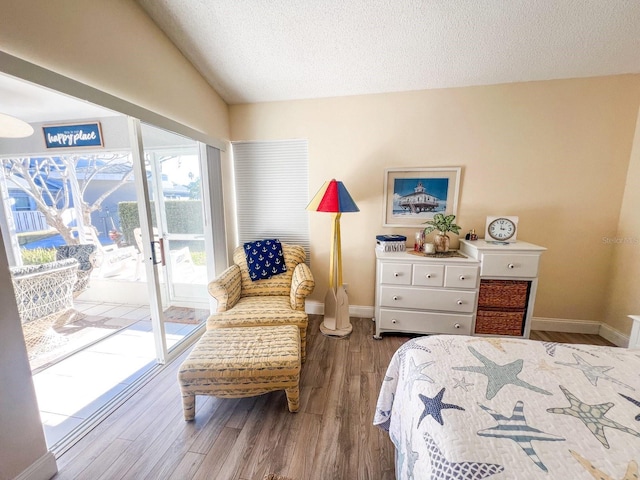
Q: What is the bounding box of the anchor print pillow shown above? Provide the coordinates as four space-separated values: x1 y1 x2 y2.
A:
243 239 287 281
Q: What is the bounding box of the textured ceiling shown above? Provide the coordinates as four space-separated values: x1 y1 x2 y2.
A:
136 0 640 105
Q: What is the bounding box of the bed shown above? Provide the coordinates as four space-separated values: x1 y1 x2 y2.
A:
373 335 640 479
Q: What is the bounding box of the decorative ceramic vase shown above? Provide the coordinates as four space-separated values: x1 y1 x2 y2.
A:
433 232 450 253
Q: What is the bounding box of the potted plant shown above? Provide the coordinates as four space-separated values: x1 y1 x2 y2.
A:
423 213 461 253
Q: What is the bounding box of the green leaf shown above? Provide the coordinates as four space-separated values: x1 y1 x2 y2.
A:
422 213 461 236
423 225 437 236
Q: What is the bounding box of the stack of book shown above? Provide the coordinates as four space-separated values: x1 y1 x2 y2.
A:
375 234 407 252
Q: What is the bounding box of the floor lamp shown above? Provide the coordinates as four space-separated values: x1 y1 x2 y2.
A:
307 179 359 337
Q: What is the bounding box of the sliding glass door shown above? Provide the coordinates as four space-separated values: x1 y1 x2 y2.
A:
130 121 211 362
0 68 225 450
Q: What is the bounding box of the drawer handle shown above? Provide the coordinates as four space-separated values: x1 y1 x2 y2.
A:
454 323 461 329
508 263 515 269
392 319 397 324
457 300 463 305
392 295 399 301
459 275 465 280
394 272 400 277
426 273 432 279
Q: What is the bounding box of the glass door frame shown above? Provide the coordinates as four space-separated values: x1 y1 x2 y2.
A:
128 118 226 364
145 147 207 307
129 117 169 362
198 143 228 313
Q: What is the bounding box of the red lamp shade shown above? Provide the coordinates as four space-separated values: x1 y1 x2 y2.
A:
306 179 359 213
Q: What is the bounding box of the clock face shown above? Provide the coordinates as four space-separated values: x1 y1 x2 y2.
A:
488 218 516 241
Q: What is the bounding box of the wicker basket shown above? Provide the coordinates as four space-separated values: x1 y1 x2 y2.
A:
478 280 529 309
475 309 525 336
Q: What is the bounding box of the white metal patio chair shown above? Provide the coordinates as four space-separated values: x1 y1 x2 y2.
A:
73 226 136 278
133 227 194 279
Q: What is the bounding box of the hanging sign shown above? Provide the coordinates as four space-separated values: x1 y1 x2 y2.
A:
43 122 103 148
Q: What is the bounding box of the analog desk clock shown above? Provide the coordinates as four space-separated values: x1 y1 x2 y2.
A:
485 216 518 242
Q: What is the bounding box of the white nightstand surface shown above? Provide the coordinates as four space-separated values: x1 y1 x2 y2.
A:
459 239 547 252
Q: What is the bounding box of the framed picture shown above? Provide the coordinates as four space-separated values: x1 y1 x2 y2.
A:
383 167 461 227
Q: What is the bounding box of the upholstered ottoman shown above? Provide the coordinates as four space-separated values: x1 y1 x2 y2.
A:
178 325 301 420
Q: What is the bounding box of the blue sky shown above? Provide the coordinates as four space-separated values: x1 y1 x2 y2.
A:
393 178 449 200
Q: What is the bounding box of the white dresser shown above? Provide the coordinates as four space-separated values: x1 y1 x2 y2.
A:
373 250 480 339
460 239 546 338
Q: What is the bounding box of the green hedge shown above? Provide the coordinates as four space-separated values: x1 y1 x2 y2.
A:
21 247 56 265
118 201 204 248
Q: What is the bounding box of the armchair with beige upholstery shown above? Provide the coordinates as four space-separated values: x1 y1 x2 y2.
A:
206 243 315 361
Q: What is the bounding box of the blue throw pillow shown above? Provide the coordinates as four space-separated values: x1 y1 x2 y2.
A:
243 239 287 281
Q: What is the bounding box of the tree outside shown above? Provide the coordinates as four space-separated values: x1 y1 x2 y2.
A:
2 154 133 245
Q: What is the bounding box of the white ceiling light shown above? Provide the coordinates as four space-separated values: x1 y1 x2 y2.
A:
0 112 34 138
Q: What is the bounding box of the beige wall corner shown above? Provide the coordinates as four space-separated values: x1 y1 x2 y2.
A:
604 101 640 335
0 0 229 141
229 76 640 322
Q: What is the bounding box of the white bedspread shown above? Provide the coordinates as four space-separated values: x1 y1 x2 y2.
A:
373 335 640 479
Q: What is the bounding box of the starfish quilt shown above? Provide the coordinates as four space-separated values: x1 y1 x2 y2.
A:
374 335 640 479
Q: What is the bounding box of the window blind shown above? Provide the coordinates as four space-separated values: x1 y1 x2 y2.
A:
232 139 310 261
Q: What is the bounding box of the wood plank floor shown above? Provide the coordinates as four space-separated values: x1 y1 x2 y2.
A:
53 316 614 480
529 329 614 345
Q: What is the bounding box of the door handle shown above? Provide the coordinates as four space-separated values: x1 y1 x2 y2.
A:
159 238 166 266
151 240 165 266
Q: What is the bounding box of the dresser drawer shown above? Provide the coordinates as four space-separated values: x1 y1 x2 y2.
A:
379 286 476 313
379 308 473 335
412 264 444 287
380 262 412 285
444 265 479 289
480 253 540 278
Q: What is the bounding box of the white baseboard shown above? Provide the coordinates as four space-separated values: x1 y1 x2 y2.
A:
599 323 630 348
350 305 375 318
306 307 632 347
530 317 601 334
306 300 324 315
516 316 631 347
14 451 57 480
306 300 373 319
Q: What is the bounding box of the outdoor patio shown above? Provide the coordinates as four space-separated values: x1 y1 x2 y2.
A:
33 299 209 448
11 222 212 448
18 248 209 366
